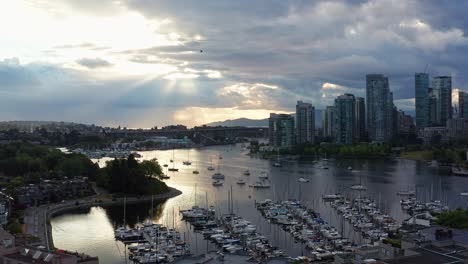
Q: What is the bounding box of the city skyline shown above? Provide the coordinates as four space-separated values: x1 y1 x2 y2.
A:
2 1 468 128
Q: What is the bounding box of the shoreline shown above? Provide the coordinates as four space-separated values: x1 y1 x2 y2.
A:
24 187 182 252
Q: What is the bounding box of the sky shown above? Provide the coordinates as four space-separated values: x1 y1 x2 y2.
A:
1 0 468 128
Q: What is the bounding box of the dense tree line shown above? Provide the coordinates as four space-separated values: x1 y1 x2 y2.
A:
0 143 169 196
437 209 468 229
97 155 168 195
0 142 100 183
284 143 391 157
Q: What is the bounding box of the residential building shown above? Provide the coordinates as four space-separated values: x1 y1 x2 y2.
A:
428 89 438 126
446 118 468 141
268 113 295 148
419 126 448 144
295 101 315 144
415 73 430 128
432 76 452 126
396 110 415 134
334 94 356 144
459 91 468 118
366 74 394 143
322 106 335 138
354 97 366 142
0 228 99 263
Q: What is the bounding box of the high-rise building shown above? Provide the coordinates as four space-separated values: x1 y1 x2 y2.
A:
415 73 430 128
366 74 394 142
397 110 415 134
295 101 315 144
268 113 295 148
459 91 468 118
428 89 438 126
322 106 335 138
432 76 452 126
354 97 365 142
334 94 355 144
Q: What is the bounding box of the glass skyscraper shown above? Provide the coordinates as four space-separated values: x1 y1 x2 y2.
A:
415 73 430 128
295 101 315 144
334 94 355 144
268 113 295 148
432 76 452 126
366 74 394 143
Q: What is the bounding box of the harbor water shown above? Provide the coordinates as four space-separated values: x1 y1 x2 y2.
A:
51 144 468 263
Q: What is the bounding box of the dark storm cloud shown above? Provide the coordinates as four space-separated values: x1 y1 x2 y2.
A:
2 0 468 127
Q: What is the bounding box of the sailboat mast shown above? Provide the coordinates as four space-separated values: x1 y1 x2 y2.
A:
123 196 126 228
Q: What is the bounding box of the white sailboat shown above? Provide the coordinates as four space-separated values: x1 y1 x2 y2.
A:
350 173 366 191
207 159 215 171
236 178 247 185
212 180 223 186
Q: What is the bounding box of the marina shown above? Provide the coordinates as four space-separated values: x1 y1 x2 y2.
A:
51 145 468 263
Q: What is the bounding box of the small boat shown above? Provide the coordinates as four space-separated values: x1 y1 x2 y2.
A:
163 164 168 167
170 159 173 163
273 162 282 167
461 192 468 197
168 168 179 172
249 181 271 188
183 161 191 165
192 170 199 174
347 166 352 170
236 179 246 185
160 175 170 179
259 172 269 179
212 180 223 186
298 177 310 183
350 184 366 191
397 190 415 196
452 166 468 176
207 166 215 171
322 194 343 200
243 170 250 176
219 155 223 159
212 172 225 180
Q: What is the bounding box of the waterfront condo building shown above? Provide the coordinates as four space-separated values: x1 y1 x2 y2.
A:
432 76 452 126
268 113 295 148
295 101 315 144
322 106 335 139
415 73 430 128
366 74 394 143
334 94 356 144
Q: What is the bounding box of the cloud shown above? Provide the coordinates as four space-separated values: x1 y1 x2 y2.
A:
1 0 468 127
76 58 112 68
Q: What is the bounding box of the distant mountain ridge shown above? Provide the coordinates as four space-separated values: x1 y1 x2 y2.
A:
206 118 269 127
205 110 324 127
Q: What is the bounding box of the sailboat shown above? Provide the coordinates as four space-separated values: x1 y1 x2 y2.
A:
212 161 225 179
273 148 282 167
236 178 246 185
350 173 366 191
161 167 170 179
192 160 199 174
207 159 215 171
183 149 191 165
212 180 223 186
168 149 178 171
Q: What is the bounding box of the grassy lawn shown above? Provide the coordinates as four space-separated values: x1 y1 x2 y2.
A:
400 150 433 160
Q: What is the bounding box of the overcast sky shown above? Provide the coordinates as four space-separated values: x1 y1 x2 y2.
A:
1 0 467 127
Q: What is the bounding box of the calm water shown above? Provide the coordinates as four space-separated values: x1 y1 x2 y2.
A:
51 144 468 263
